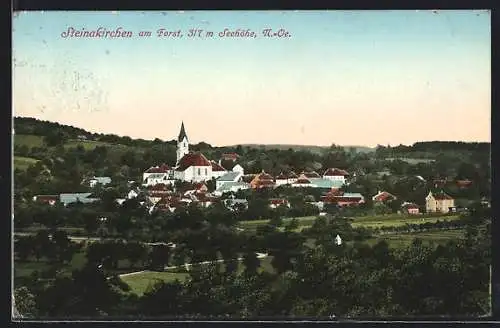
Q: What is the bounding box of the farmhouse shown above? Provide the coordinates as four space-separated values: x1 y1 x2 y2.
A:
221 152 240 162
214 181 251 196
425 191 455 213
250 171 275 189
401 202 420 215
372 191 397 203
322 192 365 207
216 171 244 189
323 168 349 184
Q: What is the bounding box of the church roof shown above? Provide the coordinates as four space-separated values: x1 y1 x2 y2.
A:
176 152 211 171
178 122 188 142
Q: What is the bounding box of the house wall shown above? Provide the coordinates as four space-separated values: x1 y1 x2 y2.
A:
275 179 288 186
232 165 244 175
323 175 346 184
426 195 436 212
211 170 227 180
436 199 455 213
184 165 213 182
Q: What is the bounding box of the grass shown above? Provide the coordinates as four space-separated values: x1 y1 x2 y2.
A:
121 256 275 296
14 156 39 170
121 271 189 296
238 214 461 231
364 229 465 249
351 214 461 229
238 216 317 231
63 139 124 151
14 134 45 148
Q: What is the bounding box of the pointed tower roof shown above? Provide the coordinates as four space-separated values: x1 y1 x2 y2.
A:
178 121 188 142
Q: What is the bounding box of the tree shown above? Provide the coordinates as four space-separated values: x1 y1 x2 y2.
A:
14 287 37 317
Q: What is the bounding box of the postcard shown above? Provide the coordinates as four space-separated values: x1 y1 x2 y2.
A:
12 10 492 321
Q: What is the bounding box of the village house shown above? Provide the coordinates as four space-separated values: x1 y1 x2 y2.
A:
323 168 349 184
232 164 245 175
291 174 344 189
321 192 365 207
250 171 275 189
214 181 251 196
401 202 420 215
142 164 173 186
275 171 299 186
59 193 100 207
221 152 240 162
372 191 397 203
425 190 455 213
216 171 244 189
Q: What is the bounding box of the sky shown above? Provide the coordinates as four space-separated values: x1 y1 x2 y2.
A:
12 10 491 147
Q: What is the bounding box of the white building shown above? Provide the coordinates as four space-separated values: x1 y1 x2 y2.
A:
232 164 244 175
174 152 213 182
216 171 243 189
143 164 173 186
213 181 251 197
322 168 349 185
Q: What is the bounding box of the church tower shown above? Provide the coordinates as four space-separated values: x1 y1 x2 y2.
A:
176 121 189 164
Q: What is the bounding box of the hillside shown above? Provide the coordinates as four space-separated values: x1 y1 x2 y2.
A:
235 144 374 154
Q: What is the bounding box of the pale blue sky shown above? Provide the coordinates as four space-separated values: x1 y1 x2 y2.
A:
13 10 490 146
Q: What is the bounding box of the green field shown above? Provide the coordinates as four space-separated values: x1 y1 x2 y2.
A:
238 214 461 231
14 134 45 148
121 256 275 296
351 214 461 229
63 139 124 151
14 156 39 170
366 229 465 248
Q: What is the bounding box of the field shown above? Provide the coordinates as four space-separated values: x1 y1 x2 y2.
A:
14 156 39 170
14 134 45 148
238 214 461 231
121 256 275 296
365 229 465 248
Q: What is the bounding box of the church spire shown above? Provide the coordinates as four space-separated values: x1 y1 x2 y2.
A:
178 121 188 142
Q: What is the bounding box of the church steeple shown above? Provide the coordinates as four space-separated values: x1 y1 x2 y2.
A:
178 121 188 143
176 121 189 165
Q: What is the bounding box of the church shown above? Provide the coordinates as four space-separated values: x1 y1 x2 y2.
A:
143 122 242 185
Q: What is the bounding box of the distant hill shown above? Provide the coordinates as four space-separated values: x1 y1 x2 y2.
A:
234 144 375 154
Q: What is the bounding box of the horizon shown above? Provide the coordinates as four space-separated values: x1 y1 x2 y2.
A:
13 10 491 147
14 115 490 149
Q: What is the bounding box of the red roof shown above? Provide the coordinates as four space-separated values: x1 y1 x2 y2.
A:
323 168 349 177
373 191 396 202
403 203 419 209
211 161 227 172
256 172 274 180
176 152 211 171
145 164 171 173
302 171 320 178
222 153 240 160
433 192 454 200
